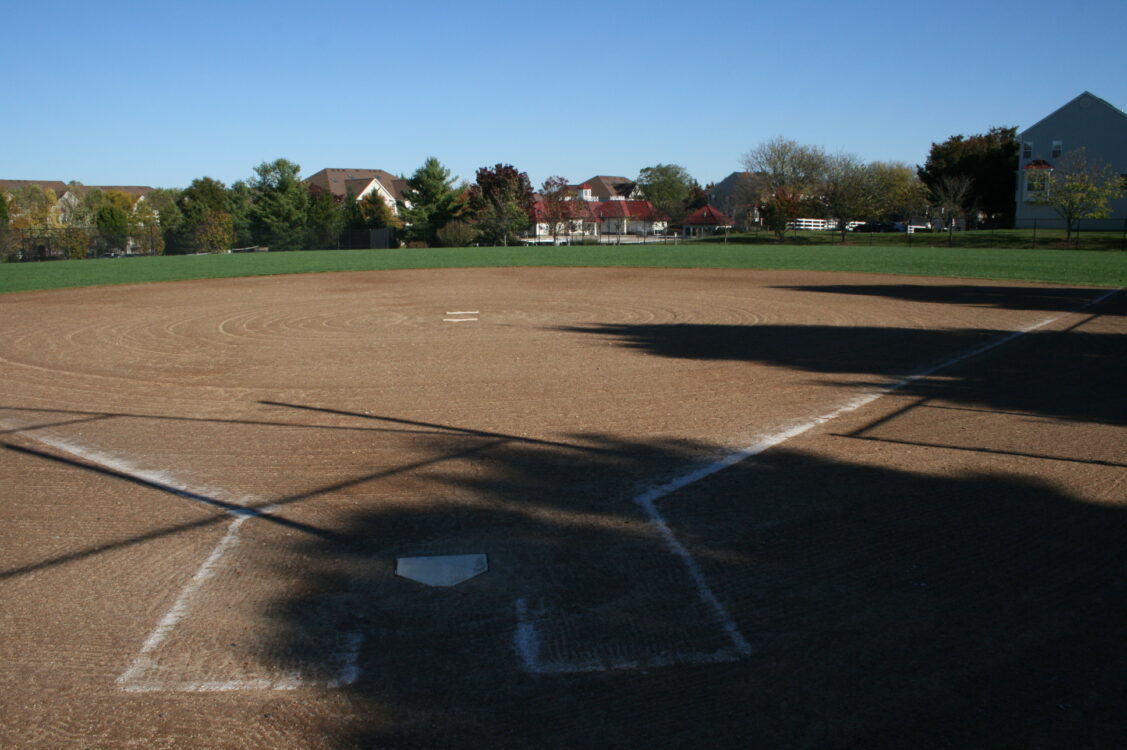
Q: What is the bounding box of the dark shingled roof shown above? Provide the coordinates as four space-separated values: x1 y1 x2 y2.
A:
0 180 70 197
304 168 405 202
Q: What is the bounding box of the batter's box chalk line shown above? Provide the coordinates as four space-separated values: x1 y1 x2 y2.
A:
509 290 1122 674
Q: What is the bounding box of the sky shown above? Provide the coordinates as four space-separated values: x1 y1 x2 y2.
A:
2 0 1125 191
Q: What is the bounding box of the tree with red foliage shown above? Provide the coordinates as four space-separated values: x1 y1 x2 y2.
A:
467 164 534 246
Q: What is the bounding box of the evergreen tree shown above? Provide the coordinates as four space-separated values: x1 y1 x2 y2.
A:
248 158 309 250
398 157 462 245
0 191 8 229
306 184 346 248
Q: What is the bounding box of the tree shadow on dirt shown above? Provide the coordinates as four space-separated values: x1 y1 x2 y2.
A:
254 420 1127 749
769 284 1123 315
559 318 1125 427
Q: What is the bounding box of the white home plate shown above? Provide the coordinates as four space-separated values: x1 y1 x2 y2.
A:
395 554 488 587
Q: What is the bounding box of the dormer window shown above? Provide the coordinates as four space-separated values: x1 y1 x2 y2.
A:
1051 140 1062 158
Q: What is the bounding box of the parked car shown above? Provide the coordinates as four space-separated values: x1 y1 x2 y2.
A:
851 222 905 233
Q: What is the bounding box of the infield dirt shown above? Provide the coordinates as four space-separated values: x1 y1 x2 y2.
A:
1 268 1123 748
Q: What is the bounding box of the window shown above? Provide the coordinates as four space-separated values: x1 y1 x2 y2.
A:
1025 170 1049 199
1022 142 1033 159
1051 140 1062 158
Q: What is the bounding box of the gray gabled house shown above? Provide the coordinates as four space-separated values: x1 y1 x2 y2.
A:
1014 91 1127 229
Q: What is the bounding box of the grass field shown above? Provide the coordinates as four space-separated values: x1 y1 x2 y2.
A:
1 243 1125 294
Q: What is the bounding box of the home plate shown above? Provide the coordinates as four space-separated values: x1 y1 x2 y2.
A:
396 554 488 587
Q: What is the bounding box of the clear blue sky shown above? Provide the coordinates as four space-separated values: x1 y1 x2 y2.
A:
3 0 1124 190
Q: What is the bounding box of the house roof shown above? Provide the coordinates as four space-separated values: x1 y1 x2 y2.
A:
1020 91 1127 137
0 180 70 197
305 168 405 202
532 200 602 221
90 185 154 199
594 200 666 221
582 175 636 200
684 205 734 226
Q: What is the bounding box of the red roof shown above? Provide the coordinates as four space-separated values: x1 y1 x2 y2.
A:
594 200 666 221
532 200 601 221
684 205 734 226
1024 159 1053 169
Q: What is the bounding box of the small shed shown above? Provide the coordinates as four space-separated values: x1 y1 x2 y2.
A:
683 205 735 237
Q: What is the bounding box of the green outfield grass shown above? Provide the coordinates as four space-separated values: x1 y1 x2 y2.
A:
1 243 1124 294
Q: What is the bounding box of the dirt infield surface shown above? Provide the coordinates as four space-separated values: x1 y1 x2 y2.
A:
1 268 1124 749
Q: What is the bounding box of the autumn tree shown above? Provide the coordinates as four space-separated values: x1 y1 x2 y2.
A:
819 154 882 240
175 177 232 253
360 190 402 231
9 184 60 229
539 176 572 243
742 137 828 239
871 162 929 225
742 137 828 193
398 157 462 245
467 164 534 246
1034 147 1126 240
918 126 1018 226
0 191 9 229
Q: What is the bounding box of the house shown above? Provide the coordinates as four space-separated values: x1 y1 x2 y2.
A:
530 199 602 241
303 168 409 215
682 205 734 237
1014 91 1127 229
708 172 760 229
595 200 667 235
577 175 640 201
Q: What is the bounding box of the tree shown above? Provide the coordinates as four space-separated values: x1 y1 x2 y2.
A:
742 136 828 193
635 164 698 228
930 174 974 240
435 220 478 248
819 154 881 241
228 180 255 247
248 158 309 250
176 177 232 254
305 184 345 249
1033 147 1126 240
871 161 929 225
95 203 130 254
9 184 60 229
360 190 402 230
742 137 828 239
398 157 462 245
0 190 8 229
759 186 803 240
194 211 235 254
539 176 572 243
146 188 183 253
467 164 534 246
918 127 1018 227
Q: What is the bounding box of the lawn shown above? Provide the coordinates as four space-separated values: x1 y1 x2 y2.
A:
1 243 1124 294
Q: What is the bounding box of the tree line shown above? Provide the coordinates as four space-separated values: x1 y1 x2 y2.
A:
3 131 1120 257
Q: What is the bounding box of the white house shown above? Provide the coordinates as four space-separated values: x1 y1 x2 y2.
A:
1013 92 1127 229
303 168 409 215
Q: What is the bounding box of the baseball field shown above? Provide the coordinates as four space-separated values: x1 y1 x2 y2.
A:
1 262 1124 748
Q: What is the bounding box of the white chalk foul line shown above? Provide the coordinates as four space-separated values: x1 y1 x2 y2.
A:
0 421 363 692
443 318 479 323
518 288 1122 673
